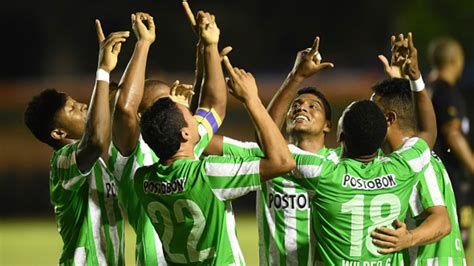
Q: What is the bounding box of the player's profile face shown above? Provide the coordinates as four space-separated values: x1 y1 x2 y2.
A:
54 95 88 139
286 93 329 135
176 103 199 144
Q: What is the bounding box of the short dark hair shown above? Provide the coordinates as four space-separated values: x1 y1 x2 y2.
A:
140 97 187 162
427 37 463 69
24 89 67 148
372 78 416 131
296 87 332 121
341 100 387 157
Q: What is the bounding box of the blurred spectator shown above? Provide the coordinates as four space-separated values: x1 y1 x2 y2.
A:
428 37 473 248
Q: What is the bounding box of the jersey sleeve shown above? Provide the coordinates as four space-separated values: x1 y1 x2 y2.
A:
408 160 446 217
392 137 431 174
51 142 91 191
194 107 222 157
287 145 327 191
204 156 261 201
222 137 264 157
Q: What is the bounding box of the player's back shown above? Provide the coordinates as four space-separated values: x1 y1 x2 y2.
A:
292 138 430 265
134 156 261 265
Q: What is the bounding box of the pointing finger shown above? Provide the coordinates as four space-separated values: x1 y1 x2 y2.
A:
378 55 390 69
222 56 236 77
95 19 106 43
308 36 320 57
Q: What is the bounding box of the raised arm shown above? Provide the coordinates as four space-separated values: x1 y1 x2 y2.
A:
404 33 437 149
182 1 231 113
76 21 128 173
112 12 155 156
223 57 295 181
195 11 227 119
267 37 334 129
380 33 437 149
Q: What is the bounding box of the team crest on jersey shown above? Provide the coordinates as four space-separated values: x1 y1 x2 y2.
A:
143 178 186 195
342 174 397 190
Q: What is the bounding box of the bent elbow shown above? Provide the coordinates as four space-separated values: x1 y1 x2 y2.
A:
279 156 296 173
442 219 452 237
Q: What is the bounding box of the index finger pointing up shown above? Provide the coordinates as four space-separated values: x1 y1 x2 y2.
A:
222 56 236 77
182 1 197 31
308 36 320 57
95 19 106 43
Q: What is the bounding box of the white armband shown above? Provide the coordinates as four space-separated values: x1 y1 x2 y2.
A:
96 69 110 83
409 76 425 92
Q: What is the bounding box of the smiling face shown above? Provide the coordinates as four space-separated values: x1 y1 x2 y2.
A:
286 93 330 137
53 95 88 140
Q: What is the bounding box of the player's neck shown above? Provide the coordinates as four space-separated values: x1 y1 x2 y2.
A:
162 144 195 166
386 128 414 153
341 148 377 163
291 135 325 153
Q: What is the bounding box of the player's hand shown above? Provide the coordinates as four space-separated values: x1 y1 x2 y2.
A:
169 80 195 108
378 35 404 78
371 219 413 254
131 12 156 44
291 36 334 80
197 11 220 45
222 56 258 103
403 32 421 80
95 19 129 72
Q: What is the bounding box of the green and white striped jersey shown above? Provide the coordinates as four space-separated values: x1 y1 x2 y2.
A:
290 137 431 265
107 107 221 265
222 137 338 266
134 155 261 265
50 142 124 266
407 152 466 266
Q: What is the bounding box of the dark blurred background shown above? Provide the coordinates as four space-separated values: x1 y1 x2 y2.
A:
1 0 473 217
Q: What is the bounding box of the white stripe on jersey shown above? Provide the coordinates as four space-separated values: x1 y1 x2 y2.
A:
409 185 423 217
153 226 167 265
293 165 323 179
88 170 108 266
225 202 244 265
57 154 74 169
424 164 445 206
205 161 260 177
74 247 86 266
100 162 120 266
212 186 260 201
288 145 324 158
406 148 431 173
266 181 279 266
140 137 155 167
282 179 298 265
426 257 439 266
224 137 260 149
62 175 87 190
448 257 453 266
256 191 267 266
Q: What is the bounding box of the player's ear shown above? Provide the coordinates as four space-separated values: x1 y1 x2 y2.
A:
323 119 332 134
385 111 397 127
180 127 192 142
50 128 68 141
